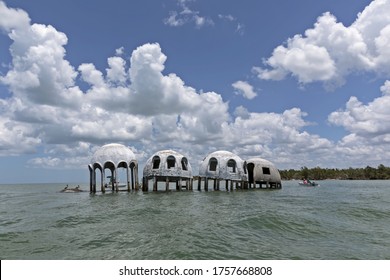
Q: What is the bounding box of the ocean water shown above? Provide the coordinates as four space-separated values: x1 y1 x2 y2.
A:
0 180 389 260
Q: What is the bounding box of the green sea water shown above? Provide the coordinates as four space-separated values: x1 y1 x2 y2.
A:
0 180 389 259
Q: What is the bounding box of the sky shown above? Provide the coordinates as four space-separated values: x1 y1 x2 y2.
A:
1 0 390 183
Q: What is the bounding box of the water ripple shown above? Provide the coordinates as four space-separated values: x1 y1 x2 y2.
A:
1 181 390 259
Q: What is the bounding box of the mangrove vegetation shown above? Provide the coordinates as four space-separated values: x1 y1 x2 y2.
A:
279 164 390 180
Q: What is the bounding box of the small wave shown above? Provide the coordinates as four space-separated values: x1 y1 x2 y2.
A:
54 215 105 228
0 232 21 242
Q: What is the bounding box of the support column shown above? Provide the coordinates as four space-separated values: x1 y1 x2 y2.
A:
91 169 95 193
198 177 201 191
102 170 105 192
127 167 131 192
142 177 147 191
153 176 157 191
134 165 139 190
89 168 93 193
166 177 169 191
114 169 118 192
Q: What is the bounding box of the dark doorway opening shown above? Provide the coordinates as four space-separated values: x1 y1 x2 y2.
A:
247 163 254 184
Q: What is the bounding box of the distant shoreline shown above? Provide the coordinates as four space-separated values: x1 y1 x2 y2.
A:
279 164 390 180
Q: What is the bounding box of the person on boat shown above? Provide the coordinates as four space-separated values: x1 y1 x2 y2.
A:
303 178 308 184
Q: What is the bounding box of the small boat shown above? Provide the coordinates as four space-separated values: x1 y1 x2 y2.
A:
298 181 319 187
106 176 126 188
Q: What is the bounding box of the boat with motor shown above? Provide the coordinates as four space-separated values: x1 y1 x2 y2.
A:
298 180 319 187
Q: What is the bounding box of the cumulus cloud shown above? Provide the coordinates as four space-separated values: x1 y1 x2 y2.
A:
2 0 388 172
327 80 390 166
0 115 41 156
0 1 30 32
256 0 390 88
26 142 94 169
0 1 232 167
328 80 390 137
232 80 257 99
0 18 82 107
221 107 334 168
233 105 250 119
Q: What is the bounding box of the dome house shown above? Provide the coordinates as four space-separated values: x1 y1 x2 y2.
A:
142 150 193 191
246 157 282 189
88 143 138 193
198 150 248 191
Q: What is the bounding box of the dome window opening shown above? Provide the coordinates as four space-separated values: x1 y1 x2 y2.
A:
181 157 188 171
167 155 176 169
152 156 160 169
262 167 271 175
209 157 218 172
227 159 236 173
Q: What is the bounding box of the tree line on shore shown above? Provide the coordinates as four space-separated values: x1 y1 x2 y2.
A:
279 164 390 180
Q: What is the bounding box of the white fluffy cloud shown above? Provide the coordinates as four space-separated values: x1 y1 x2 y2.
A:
0 1 232 168
326 80 390 166
232 80 257 99
0 1 30 32
329 80 390 137
1 0 389 172
0 115 41 156
256 0 390 88
0 19 82 107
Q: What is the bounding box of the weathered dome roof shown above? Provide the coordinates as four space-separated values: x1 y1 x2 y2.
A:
246 157 281 183
199 150 247 180
90 143 136 166
143 149 192 178
246 157 275 166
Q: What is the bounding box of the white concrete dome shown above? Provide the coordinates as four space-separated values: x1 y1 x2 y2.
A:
143 149 192 178
88 143 139 192
90 143 136 168
246 157 281 186
199 150 247 181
